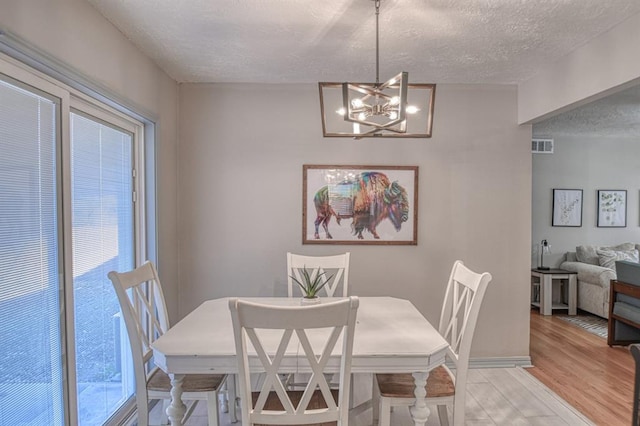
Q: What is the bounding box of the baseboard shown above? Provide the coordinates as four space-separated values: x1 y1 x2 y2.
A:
468 356 532 369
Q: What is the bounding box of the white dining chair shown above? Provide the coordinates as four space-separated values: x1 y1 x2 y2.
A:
108 261 227 426
287 252 350 298
285 252 351 391
229 296 359 426
373 260 492 426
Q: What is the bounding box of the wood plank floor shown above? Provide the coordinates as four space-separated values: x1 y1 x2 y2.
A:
528 309 635 425
146 310 638 425
169 367 592 425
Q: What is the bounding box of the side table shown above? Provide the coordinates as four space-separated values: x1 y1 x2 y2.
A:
531 268 577 315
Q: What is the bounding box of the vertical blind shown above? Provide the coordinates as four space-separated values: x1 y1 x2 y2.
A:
0 78 64 424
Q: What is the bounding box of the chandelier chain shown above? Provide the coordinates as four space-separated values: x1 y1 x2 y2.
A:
375 0 380 86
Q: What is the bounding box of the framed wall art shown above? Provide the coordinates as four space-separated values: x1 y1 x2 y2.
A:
597 189 627 228
302 165 418 245
552 189 583 227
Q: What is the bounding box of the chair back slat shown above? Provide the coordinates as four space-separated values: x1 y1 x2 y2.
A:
249 327 296 413
294 326 342 413
230 297 358 425
287 253 350 298
443 284 473 353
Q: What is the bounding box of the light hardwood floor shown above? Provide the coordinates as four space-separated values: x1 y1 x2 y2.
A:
528 309 635 425
150 310 636 425
167 367 592 425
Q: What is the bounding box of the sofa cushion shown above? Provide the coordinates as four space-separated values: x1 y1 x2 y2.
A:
617 260 640 286
618 294 640 310
613 301 640 325
597 248 639 271
577 243 636 265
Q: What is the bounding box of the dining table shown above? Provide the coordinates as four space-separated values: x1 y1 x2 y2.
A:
152 296 449 426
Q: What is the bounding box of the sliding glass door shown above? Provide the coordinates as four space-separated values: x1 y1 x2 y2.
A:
71 111 136 424
0 57 146 425
0 77 65 425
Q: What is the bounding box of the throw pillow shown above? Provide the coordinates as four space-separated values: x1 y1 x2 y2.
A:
576 245 598 265
577 243 636 265
611 242 637 251
597 248 640 271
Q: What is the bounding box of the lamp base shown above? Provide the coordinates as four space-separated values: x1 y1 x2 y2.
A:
537 266 550 271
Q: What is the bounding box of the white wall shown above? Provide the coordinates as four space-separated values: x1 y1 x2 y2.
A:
0 0 182 320
532 135 640 267
518 12 640 124
178 83 532 359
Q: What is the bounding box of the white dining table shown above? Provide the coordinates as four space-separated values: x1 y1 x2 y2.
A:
152 296 449 426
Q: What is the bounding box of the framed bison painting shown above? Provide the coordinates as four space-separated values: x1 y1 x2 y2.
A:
302 165 418 245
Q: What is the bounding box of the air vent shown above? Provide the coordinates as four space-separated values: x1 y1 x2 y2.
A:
532 138 554 154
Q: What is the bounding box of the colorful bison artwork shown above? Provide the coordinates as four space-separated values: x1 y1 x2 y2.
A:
313 172 410 240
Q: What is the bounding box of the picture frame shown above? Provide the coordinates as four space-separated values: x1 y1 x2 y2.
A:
597 189 627 228
552 189 583 227
303 165 418 245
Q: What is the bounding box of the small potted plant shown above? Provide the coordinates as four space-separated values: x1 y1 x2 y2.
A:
290 266 333 305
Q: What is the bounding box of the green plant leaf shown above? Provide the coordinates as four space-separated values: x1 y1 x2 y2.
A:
290 266 333 297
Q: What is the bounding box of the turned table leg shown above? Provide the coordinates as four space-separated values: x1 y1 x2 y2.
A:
409 371 430 426
166 374 186 425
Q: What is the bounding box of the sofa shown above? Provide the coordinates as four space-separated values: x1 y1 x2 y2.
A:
560 243 640 318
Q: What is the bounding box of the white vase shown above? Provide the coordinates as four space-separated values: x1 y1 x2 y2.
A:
300 296 321 305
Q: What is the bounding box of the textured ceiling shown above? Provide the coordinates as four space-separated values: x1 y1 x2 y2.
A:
87 0 640 136
87 0 640 85
534 85 640 138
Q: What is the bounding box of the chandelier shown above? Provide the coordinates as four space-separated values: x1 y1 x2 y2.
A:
319 0 435 139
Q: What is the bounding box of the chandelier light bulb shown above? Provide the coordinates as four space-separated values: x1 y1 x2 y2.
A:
336 107 346 116
389 96 400 106
351 98 364 108
358 112 367 121
388 111 398 119
406 105 420 114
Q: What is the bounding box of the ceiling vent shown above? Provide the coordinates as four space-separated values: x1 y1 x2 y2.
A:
532 138 554 154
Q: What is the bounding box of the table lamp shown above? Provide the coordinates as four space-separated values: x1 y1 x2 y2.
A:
539 239 551 270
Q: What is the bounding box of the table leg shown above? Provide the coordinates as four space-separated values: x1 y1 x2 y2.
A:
166 374 186 425
568 275 577 315
409 371 430 426
541 274 553 315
